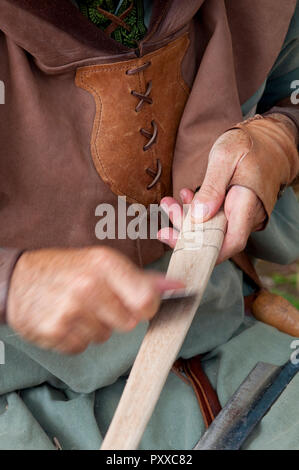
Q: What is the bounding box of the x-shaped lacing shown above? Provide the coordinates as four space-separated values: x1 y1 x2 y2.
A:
126 61 162 190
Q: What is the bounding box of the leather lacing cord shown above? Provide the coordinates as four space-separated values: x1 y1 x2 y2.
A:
97 5 133 35
126 61 162 190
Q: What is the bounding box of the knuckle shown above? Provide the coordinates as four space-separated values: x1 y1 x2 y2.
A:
90 247 134 277
95 303 133 332
58 308 79 331
118 315 138 332
125 318 138 332
111 310 133 331
134 288 159 318
43 322 66 342
49 307 82 338
72 273 94 297
92 246 114 265
71 344 88 355
95 328 112 343
82 246 115 273
65 284 93 312
59 343 87 355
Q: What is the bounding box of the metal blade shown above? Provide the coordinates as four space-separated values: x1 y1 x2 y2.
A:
161 288 197 302
194 360 299 450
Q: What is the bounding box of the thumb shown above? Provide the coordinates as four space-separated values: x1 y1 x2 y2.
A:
191 178 227 223
191 132 248 222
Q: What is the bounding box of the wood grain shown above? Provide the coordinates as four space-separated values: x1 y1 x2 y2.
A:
101 207 227 450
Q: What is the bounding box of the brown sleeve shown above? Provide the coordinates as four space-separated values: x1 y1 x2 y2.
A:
0 248 24 323
228 114 299 221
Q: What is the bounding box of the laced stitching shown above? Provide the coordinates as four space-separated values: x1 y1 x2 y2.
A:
126 61 161 190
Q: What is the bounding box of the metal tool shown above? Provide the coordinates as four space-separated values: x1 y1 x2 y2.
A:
161 288 197 302
194 359 299 450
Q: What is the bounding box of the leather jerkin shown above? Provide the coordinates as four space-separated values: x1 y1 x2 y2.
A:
76 35 190 206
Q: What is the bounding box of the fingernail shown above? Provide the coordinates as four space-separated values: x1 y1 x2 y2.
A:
191 202 209 221
157 228 171 240
160 203 169 215
180 189 187 201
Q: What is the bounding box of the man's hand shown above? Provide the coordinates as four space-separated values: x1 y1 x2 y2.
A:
158 129 266 263
7 247 183 354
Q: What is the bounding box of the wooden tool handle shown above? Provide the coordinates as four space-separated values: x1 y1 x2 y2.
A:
101 207 227 450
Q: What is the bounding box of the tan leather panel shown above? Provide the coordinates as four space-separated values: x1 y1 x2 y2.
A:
76 34 190 205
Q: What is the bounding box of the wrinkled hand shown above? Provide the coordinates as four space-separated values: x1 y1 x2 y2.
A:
7 248 183 354
158 129 266 263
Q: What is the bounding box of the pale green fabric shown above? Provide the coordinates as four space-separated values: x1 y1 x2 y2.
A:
0 188 299 450
0 291 298 449
0 2 299 451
